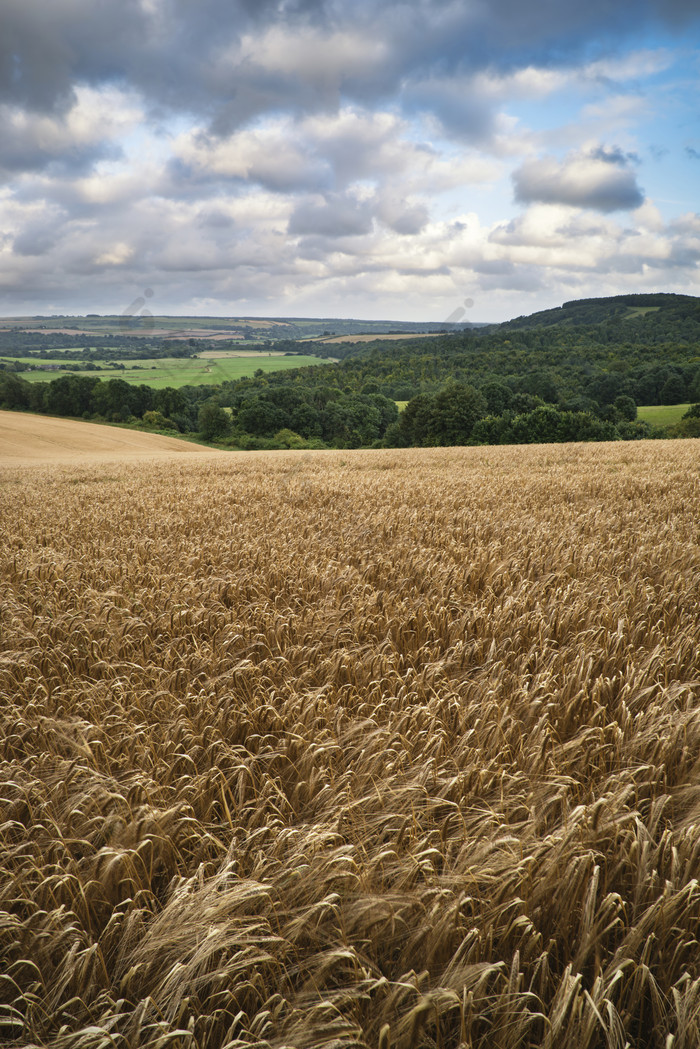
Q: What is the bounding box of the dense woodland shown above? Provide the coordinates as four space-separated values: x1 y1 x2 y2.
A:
2 293 700 447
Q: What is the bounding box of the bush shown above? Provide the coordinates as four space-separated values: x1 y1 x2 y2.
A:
142 410 177 430
273 428 307 449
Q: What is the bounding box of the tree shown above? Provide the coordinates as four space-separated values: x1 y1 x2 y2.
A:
198 401 230 440
425 383 487 445
613 395 637 422
0 373 31 410
43 374 99 417
481 381 512 415
396 394 434 446
238 397 286 436
676 403 700 438
660 373 686 404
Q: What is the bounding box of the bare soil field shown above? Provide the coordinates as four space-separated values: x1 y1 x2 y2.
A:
0 410 216 465
2 440 700 1048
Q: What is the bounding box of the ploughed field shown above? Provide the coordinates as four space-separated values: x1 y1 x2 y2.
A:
2 439 700 1049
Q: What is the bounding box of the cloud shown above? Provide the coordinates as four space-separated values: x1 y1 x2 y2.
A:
0 0 698 320
1 0 697 130
0 87 142 180
288 192 375 238
173 123 330 194
169 107 499 204
513 150 645 212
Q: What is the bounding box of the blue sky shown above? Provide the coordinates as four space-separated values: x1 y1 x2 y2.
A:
0 0 698 322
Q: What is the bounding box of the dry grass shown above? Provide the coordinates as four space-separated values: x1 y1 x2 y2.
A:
1 440 700 1048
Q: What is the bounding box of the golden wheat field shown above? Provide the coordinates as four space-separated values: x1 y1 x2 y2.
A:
0 412 213 465
2 431 700 1049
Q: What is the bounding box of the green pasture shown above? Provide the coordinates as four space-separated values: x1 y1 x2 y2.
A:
3 357 81 366
624 306 661 319
15 354 331 388
637 403 691 427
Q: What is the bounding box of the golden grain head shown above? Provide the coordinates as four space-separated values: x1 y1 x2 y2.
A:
1 440 700 1048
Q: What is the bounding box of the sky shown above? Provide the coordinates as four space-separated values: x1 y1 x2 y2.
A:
0 0 699 323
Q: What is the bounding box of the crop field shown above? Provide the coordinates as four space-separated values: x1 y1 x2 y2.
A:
2 433 700 1048
15 354 331 388
0 411 212 464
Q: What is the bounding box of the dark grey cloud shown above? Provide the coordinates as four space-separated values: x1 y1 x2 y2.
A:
288 192 374 237
401 77 496 142
0 117 121 181
477 266 545 293
12 223 59 257
590 146 640 165
513 150 645 212
1 0 697 133
379 199 429 235
685 146 700 160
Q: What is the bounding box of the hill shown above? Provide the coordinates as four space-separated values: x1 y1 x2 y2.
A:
0 410 216 465
2 293 699 449
492 292 700 332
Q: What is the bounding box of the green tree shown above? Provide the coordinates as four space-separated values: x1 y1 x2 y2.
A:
198 401 230 440
396 394 434 446
613 395 637 422
481 381 512 415
660 373 686 404
425 383 487 445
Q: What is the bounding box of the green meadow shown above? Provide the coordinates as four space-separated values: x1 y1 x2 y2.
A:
14 354 331 388
637 403 691 427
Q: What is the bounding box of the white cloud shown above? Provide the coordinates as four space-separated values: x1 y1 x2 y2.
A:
513 149 645 212
94 242 134 266
583 49 674 82
173 121 329 193
235 26 389 83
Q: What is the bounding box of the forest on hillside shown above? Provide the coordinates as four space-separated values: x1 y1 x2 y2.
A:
2 294 700 447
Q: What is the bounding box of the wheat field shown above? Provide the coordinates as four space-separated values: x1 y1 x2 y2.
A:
2 439 700 1049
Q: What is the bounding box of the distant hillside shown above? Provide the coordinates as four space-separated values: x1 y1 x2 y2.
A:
0 313 477 341
492 292 700 333
3 292 700 450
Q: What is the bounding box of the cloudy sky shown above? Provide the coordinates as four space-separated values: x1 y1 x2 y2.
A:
0 0 699 322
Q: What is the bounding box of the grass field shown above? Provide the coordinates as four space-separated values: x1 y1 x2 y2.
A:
2 427 700 1047
15 353 330 387
624 306 662 319
637 403 691 427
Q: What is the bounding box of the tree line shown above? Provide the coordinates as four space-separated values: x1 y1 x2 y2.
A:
2 292 700 448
